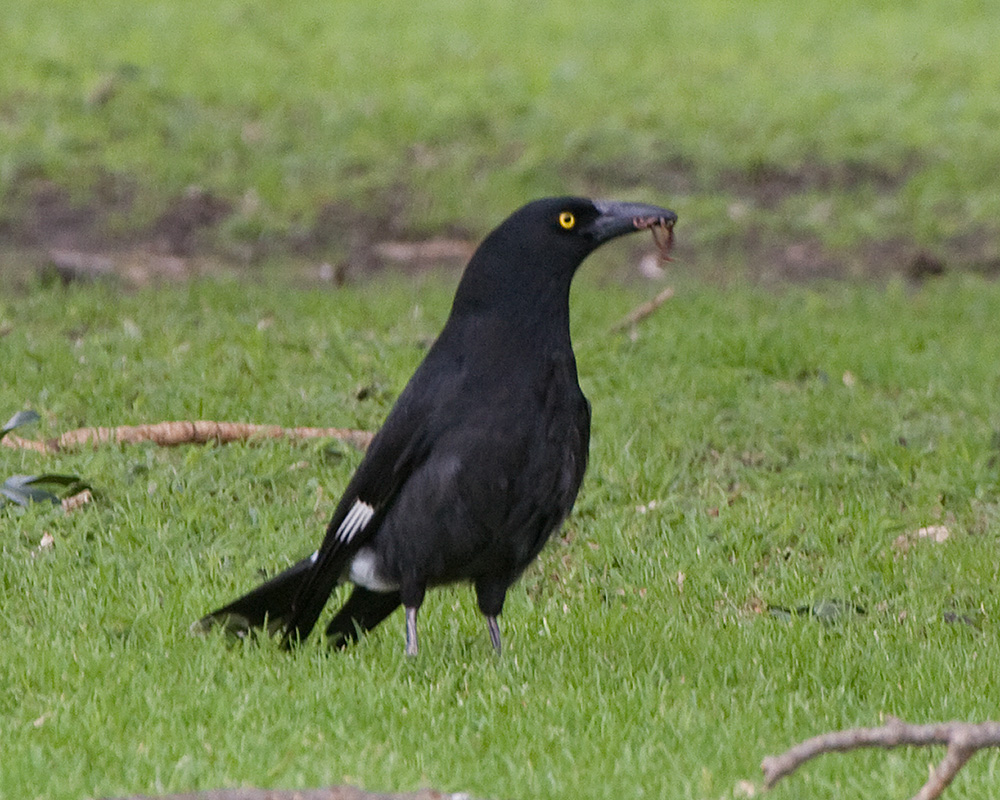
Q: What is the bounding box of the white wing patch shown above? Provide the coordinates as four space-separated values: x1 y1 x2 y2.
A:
334 499 375 545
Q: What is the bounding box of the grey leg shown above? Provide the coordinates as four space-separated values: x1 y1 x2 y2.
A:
486 615 502 655
405 606 419 656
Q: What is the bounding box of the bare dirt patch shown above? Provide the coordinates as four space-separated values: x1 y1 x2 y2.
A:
722 157 914 209
1 156 995 287
152 187 233 256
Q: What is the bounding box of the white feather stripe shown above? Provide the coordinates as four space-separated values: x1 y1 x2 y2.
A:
335 499 375 544
337 504 362 542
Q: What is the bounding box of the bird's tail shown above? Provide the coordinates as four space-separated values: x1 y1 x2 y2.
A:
192 555 315 638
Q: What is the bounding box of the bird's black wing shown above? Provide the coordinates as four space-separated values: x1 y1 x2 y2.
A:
278 346 469 644
194 430 418 643
197 348 458 644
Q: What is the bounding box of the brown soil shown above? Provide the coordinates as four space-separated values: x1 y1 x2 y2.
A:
2 160 998 288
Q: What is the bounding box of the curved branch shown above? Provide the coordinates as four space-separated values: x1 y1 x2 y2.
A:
762 717 1000 800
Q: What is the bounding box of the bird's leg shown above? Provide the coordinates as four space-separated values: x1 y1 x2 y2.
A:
475 578 507 656
404 606 419 656
486 615 502 655
401 582 426 656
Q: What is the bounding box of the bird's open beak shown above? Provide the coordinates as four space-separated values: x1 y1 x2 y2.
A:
586 200 678 257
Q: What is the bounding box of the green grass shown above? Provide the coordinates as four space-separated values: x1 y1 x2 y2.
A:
2 272 999 799
3 0 1000 268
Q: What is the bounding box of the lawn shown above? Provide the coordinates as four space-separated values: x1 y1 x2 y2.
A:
1 272 999 799
2 1 1000 797
2 0 1000 276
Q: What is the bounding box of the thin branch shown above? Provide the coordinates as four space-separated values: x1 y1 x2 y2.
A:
609 287 675 334
762 717 1000 800
100 788 477 800
2 421 373 454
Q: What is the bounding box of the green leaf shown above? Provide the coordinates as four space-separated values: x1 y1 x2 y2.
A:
1 474 89 507
2 476 61 506
1 410 40 439
768 599 866 624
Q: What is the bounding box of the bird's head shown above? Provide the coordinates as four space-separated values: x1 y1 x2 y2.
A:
496 196 677 262
454 197 677 317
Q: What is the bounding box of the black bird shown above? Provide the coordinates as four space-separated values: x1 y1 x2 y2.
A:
195 196 677 655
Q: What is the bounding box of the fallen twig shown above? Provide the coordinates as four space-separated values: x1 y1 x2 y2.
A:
762 717 1000 800
61 489 94 513
609 287 675 333
101 788 475 800
2 421 373 454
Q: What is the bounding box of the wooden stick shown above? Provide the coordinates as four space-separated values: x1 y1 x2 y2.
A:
2 421 373 454
762 717 1000 800
609 287 675 333
100 787 475 800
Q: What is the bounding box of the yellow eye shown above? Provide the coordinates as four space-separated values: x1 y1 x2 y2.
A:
558 211 576 230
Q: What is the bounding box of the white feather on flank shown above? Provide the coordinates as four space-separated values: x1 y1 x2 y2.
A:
348 547 399 592
335 499 375 544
